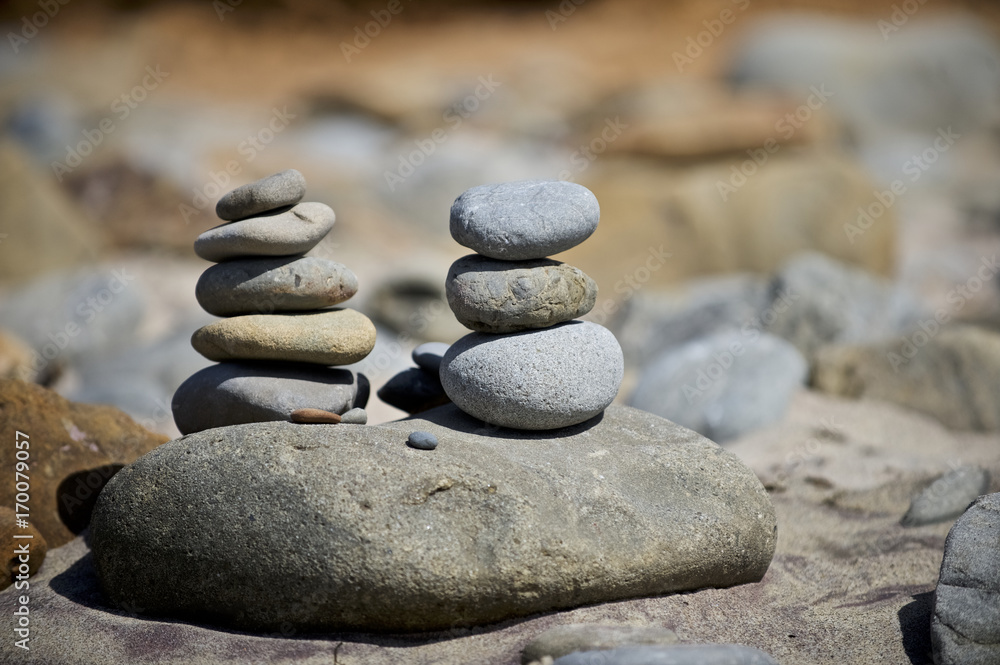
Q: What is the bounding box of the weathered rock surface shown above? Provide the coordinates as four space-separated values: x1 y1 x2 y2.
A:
90 405 776 633
441 321 623 429
446 255 597 333
450 180 600 260
171 362 369 435
629 330 807 442
195 256 358 317
0 379 167 548
931 492 1000 665
190 309 376 365
813 325 1000 431
194 202 335 262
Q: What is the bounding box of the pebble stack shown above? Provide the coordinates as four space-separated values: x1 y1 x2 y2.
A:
172 169 376 434
439 180 624 430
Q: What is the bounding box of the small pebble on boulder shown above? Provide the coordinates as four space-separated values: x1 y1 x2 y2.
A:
406 431 438 450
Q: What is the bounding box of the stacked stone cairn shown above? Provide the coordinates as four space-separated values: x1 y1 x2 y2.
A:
172 169 375 434
437 180 624 429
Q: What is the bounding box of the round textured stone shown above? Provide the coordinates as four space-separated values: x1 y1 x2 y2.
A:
412 342 450 374
449 180 599 260
339 408 368 425
171 362 369 435
195 256 358 317
446 254 597 333
215 169 307 221
406 431 438 450
440 320 623 430
190 309 376 365
194 202 335 262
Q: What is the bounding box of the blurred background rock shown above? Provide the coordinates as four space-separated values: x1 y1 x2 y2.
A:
1 0 999 438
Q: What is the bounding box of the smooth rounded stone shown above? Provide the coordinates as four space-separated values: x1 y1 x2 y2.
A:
88 404 776 632
446 255 597 333
813 326 1000 431
195 256 358 317
629 329 807 443
450 180 600 260
215 169 307 221
553 645 779 665
171 362 369 435
340 407 367 425
376 367 450 415
190 309 376 366
901 466 991 527
194 202 335 262
291 408 342 424
441 321 624 430
406 431 438 450
521 624 678 664
412 342 450 374
931 492 1000 665
763 252 924 361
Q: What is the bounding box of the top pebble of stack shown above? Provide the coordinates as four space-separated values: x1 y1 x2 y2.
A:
449 180 599 260
216 169 307 221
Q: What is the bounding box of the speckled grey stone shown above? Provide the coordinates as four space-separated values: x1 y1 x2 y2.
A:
406 431 438 450
450 180 600 260
553 644 779 665
931 492 1000 665
195 256 358 317
194 202 335 262
340 407 367 424
902 466 990 527
446 255 597 333
89 404 776 632
171 362 369 435
521 624 679 664
628 330 807 442
215 169 307 221
412 342 450 374
440 321 623 430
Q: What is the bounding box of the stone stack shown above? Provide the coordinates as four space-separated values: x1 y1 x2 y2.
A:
439 180 624 430
172 169 375 434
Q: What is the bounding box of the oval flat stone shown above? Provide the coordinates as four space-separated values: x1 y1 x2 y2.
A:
339 407 368 425
291 408 342 424
194 202 335 262
406 431 438 450
215 169 307 221
89 405 776 632
195 256 358 317
450 180 599 260
171 361 369 435
446 254 597 333
440 321 623 430
190 309 376 365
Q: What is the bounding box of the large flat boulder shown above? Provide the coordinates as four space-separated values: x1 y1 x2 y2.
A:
90 405 776 632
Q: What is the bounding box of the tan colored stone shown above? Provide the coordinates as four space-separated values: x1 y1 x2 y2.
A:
0 330 36 382
290 408 341 424
0 506 46 591
0 379 167 548
191 309 376 365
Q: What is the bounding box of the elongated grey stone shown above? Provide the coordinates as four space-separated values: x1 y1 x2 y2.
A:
215 169 307 221
553 644 779 665
446 255 597 333
171 361 369 435
194 202 335 262
901 466 990 527
450 180 599 260
195 256 358 317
